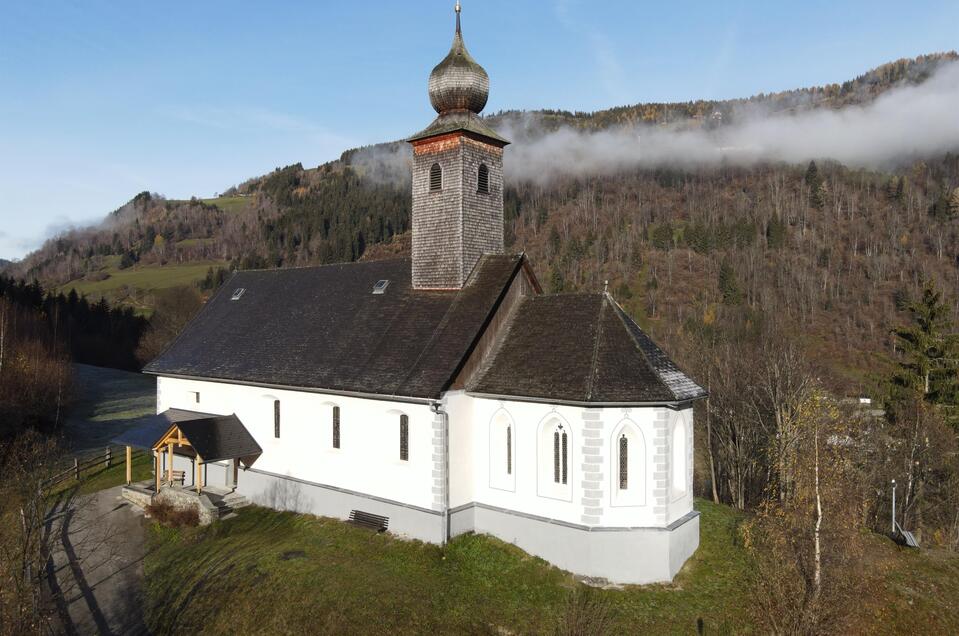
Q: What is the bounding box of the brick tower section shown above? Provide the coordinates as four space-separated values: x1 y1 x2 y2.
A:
411 132 505 289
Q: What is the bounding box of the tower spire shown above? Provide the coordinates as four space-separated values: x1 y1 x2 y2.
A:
455 1 462 35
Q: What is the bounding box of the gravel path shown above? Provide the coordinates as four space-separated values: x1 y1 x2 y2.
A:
48 486 152 635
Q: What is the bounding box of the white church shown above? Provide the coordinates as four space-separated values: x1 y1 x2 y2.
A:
121 3 706 585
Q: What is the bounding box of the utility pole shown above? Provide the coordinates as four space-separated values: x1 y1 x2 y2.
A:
891 479 897 535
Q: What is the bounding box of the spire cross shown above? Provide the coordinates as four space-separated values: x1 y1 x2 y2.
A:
455 1 462 34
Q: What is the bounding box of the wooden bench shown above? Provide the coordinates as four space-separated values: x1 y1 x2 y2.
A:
170 470 186 486
348 510 389 532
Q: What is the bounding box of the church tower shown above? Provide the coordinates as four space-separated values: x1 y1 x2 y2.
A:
408 2 509 290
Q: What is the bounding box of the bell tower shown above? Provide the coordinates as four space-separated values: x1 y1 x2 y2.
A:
408 2 509 290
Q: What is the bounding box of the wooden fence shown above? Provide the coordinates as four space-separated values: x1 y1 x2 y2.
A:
44 445 148 490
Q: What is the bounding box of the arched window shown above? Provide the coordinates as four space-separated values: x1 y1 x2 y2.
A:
477 163 490 194
332 406 341 449
538 417 572 500
399 414 409 461
273 400 281 438
489 410 515 491
552 425 568 484
429 163 442 191
619 435 628 490
611 420 646 507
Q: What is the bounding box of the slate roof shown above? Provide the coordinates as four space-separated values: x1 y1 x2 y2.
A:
408 111 510 146
144 255 524 400
468 293 707 405
111 408 262 465
173 411 262 464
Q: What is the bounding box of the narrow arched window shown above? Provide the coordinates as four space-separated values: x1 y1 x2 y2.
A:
429 163 442 191
399 414 409 461
619 435 628 490
561 431 568 485
506 425 512 475
332 406 341 449
478 164 490 194
273 400 281 438
553 430 560 483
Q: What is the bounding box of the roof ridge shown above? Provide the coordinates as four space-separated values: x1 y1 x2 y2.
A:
584 295 608 401
235 257 410 274
466 293 530 392
143 270 240 372
391 255 516 397
605 295 677 400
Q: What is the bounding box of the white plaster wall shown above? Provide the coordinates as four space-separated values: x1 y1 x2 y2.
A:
156 377 436 511
450 394 693 529
666 406 696 525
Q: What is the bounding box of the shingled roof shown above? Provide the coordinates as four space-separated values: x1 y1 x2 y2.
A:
468 293 707 405
144 255 524 400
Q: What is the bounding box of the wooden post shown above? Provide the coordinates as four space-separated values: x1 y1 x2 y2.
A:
154 451 160 493
196 459 202 494
105 446 112 468
74 457 79 481
125 446 132 485
167 442 174 485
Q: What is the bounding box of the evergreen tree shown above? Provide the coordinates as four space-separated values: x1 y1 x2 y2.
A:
891 278 959 426
766 216 787 249
718 260 743 305
950 187 959 218
804 160 821 188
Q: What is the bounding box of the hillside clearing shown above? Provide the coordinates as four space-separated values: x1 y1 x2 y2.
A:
58 260 224 314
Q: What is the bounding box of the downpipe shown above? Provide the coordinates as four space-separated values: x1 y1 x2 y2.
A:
431 400 450 545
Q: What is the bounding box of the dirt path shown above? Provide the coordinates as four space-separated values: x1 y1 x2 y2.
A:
48 486 152 635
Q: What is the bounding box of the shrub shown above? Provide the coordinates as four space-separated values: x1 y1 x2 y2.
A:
146 500 199 528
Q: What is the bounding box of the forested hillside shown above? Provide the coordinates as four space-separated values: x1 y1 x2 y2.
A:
8 52 959 387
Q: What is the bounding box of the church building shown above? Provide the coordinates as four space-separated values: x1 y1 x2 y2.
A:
128 3 706 585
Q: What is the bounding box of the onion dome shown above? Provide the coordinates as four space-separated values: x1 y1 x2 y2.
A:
428 2 490 114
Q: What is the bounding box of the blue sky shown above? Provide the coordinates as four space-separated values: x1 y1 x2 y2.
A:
1 0 957 260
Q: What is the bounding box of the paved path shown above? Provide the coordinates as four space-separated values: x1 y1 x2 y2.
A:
48 487 152 635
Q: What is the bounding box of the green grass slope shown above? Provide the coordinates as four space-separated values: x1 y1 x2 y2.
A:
141 499 959 634
143 500 752 634
58 260 224 315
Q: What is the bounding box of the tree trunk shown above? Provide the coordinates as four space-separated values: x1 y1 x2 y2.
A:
705 393 720 504
813 421 823 599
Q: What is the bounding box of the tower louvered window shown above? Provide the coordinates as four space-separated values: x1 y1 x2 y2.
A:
561 431 568 485
430 163 442 191
478 163 489 194
400 414 409 461
332 406 340 449
273 400 281 438
619 435 628 490
506 425 512 475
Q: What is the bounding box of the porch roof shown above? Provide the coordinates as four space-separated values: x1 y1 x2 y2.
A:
112 409 262 465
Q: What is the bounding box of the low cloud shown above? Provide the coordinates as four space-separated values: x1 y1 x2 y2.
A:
501 61 959 183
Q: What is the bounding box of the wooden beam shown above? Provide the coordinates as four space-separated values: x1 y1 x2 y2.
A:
167 442 174 485
125 446 132 485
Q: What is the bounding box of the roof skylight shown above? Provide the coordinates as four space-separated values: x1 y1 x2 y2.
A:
372 280 390 295
231 288 246 301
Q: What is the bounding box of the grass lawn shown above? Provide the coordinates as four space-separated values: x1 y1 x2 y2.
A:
200 195 255 214
59 260 223 298
143 499 754 634
58 260 225 315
